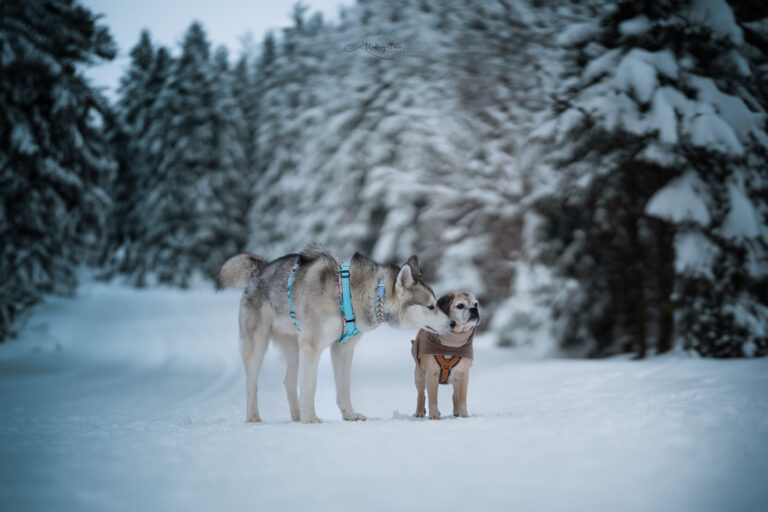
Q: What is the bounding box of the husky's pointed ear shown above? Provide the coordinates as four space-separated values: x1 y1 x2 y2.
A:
437 293 453 315
397 262 416 290
405 255 419 277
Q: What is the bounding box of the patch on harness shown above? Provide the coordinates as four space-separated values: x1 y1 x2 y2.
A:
434 355 461 384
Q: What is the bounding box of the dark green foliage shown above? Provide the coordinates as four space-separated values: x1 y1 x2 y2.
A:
0 0 116 339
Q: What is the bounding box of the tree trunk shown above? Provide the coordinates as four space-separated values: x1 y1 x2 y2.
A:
655 220 675 354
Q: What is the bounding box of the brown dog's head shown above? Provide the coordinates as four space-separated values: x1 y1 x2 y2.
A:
437 291 479 333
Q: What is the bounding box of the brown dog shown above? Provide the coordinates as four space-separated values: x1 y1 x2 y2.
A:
412 291 479 419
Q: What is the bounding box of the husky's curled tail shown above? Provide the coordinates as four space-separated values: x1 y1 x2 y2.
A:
217 253 266 289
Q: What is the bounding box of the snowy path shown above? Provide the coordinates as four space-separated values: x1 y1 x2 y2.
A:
2 283 767 512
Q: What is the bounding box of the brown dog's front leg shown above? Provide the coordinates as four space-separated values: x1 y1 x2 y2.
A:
452 381 460 416
426 368 441 420
453 372 469 418
414 365 426 418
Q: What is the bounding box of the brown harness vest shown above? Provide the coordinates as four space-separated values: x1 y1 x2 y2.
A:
434 354 461 384
412 328 474 385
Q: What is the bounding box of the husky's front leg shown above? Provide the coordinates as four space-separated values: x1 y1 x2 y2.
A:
331 335 366 421
298 335 322 423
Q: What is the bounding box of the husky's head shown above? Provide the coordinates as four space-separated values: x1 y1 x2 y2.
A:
389 255 453 334
437 291 480 333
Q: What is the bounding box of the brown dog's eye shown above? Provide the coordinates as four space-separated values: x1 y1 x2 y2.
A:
457 304 465 309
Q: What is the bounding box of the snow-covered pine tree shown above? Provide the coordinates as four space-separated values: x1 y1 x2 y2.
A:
0 0 116 340
529 0 768 357
119 46 174 282
124 22 250 286
107 31 173 278
231 54 259 180
249 30 276 179
212 45 252 239
108 30 153 251
667 0 768 357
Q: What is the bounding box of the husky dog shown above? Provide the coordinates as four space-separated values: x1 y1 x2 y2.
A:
412 291 479 419
217 248 453 423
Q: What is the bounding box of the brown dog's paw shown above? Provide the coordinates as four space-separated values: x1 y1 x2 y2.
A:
413 410 425 418
429 410 441 420
454 411 469 418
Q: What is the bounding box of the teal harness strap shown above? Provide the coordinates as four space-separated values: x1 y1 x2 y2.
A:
287 260 301 331
287 259 365 343
336 262 360 343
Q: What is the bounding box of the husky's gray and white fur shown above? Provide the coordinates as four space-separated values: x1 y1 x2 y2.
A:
217 247 453 424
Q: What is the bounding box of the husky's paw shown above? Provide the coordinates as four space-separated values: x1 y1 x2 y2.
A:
413 410 425 418
453 411 469 418
343 411 367 421
429 410 441 420
246 415 262 423
301 415 322 424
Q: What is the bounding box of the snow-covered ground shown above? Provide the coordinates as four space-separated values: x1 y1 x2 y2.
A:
2 283 767 512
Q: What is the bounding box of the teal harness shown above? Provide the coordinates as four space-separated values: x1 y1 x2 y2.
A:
336 262 359 342
287 260 385 343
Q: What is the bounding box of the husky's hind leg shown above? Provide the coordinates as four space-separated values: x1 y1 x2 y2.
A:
241 311 270 423
331 335 366 421
298 333 323 424
273 332 300 421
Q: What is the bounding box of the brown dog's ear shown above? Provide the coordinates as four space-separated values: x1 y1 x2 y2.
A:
437 293 453 316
